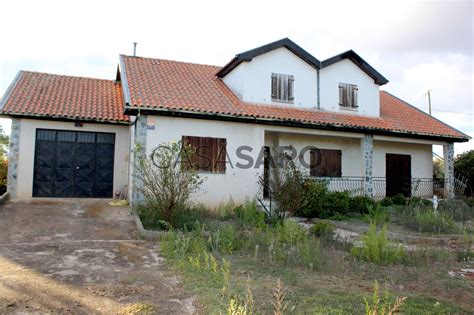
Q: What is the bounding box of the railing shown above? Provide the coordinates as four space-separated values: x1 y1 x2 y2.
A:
313 176 460 198
256 176 272 216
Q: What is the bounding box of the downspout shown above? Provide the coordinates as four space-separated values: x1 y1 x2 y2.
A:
317 69 320 109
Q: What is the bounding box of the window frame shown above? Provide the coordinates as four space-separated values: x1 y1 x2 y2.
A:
338 83 358 109
271 73 295 103
181 135 227 174
310 148 342 177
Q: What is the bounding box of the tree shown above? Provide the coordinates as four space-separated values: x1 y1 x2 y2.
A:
134 141 204 225
0 125 9 195
454 150 474 196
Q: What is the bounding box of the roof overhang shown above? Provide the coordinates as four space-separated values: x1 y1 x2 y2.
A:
321 50 389 85
216 38 321 77
123 105 469 143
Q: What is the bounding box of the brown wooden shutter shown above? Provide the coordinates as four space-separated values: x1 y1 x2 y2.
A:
310 149 317 176
288 75 294 102
311 149 342 177
271 74 277 99
181 135 226 173
352 86 358 108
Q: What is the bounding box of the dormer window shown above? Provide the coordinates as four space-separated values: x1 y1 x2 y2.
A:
339 83 358 108
271 73 294 103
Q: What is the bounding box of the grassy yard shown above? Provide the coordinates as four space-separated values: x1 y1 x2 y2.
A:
151 201 474 314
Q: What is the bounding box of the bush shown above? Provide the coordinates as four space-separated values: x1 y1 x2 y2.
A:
296 180 328 218
365 204 390 225
322 191 351 218
350 196 377 214
138 203 208 230
134 141 204 226
235 200 266 228
400 204 459 234
438 199 474 222
380 197 394 207
270 154 306 219
351 223 405 265
310 221 336 238
392 193 407 205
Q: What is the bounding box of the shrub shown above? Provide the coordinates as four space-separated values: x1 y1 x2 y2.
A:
270 153 306 219
322 191 351 218
134 141 204 226
351 223 405 265
400 204 459 234
408 197 432 207
310 221 336 238
350 195 377 214
456 231 474 262
380 197 394 207
392 193 407 205
235 200 266 229
364 281 406 315
296 180 328 218
365 204 390 225
438 199 474 222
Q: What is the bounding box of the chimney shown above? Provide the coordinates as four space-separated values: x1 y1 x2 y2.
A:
133 42 137 57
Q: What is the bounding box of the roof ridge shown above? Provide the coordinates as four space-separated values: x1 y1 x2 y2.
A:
120 54 222 69
19 70 118 83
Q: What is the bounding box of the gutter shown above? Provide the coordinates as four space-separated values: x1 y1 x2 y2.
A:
0 113 131 126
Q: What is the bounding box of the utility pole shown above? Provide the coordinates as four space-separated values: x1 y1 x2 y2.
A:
426 89 432 115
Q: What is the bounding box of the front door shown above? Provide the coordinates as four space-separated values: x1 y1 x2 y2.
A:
386 153 411 197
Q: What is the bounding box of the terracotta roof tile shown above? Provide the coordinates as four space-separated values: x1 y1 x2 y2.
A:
1 71 129 123
121 55 468 140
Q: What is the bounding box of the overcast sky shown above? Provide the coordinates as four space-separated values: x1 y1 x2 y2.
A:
0 0 472 154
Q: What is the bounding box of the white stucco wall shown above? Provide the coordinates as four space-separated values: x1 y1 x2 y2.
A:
144 116 265 206
373 140 433 178
319 59 380 116
15 118 130 199
223 47 319 108
140 115 436 203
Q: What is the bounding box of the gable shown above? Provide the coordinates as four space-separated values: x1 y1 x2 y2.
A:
217 38 320 78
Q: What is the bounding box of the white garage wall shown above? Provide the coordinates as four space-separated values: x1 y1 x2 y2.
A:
15 118 130 199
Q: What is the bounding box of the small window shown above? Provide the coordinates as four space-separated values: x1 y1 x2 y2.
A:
271 73 294 103
310 148 342 177
339 83 358 108
181 136 227 173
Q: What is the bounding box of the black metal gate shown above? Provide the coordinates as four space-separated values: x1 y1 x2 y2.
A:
33 129 115 198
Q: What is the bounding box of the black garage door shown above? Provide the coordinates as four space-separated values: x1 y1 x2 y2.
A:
33 129 115 198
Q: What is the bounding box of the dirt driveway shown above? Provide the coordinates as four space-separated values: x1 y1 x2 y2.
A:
0 199 195 314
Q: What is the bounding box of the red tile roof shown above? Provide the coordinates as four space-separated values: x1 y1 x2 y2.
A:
121 55 468 141
1 71 129 123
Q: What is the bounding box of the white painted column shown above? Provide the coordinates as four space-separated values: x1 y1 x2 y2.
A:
443 142 455 199
361 134 374 198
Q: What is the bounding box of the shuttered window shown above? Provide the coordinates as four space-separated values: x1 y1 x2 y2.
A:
271 73 294 103
310 149 342 177
182 136 227 173
339 83 358 108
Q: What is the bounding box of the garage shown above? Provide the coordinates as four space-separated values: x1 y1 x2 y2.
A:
33 129 115 198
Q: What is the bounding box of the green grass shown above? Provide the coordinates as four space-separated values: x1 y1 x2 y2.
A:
157 201 473 314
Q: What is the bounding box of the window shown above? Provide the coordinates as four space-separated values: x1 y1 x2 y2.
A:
271 73 294 103
310 148 342 177
339 83 358 108
181 135 227 173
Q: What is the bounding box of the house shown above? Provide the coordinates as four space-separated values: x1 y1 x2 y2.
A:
0 38 469 206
